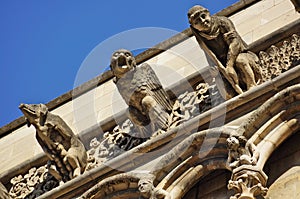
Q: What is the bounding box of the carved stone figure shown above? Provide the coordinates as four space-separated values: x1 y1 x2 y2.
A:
188 5 262 98
138 178 170 199
19 103 87 182
226 135 259 169
110 49 173 137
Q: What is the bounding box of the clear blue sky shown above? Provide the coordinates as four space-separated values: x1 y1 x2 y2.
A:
0 0 239 127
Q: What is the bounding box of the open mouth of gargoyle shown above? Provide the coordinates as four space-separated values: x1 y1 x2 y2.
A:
117 56 128 68
19 104 36 115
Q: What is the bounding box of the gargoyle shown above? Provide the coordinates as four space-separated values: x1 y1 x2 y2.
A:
110 49 173 137
19 103 87 182
226 135 259 169
188 5 262 98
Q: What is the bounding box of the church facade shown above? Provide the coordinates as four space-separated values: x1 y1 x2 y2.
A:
0 0 300 198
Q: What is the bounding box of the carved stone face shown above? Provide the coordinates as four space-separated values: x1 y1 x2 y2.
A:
188 6 211 32
227 137 240 150
138 179 153 193
110 49 136 78
19 103 48 127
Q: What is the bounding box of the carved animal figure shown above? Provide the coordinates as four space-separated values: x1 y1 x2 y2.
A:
110 49 173 137
188 5 262 98
19 103 87 182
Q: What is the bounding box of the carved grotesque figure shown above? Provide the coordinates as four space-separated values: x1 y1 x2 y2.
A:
188 5 262 98
138 178 169 199
110 49 173 137
226 135 259 169
19 103 87 182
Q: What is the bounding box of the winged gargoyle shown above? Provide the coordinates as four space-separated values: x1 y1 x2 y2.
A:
110 49 174 137
19 103 87 182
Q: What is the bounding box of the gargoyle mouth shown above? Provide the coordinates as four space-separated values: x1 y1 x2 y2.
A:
19 103 36 116
117 56 128 68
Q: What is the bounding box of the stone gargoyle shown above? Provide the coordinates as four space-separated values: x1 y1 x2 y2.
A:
188 5 262 98
110 49 174 137
19 103 87 182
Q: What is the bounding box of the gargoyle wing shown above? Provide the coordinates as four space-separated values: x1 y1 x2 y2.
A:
47 114 75 141
136 63 173 112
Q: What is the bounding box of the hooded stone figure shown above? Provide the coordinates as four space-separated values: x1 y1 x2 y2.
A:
188 5 262 98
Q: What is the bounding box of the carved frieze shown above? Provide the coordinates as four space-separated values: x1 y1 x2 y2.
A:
259 34 300 81
9 166 58 199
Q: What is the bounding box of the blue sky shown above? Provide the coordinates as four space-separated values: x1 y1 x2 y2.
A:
0 0 239 127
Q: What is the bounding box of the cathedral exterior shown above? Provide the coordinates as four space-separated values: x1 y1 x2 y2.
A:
0 0 300 198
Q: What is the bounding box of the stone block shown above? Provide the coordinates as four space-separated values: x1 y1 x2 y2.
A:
253 10 300 41
262 0 296 23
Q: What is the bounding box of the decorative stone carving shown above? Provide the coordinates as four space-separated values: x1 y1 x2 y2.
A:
259 34 300 81
227 135 267 199
9 165 58 199
110 49 174 137
188 5 262 98
228 165 268 199
138 178 170 199
226 135 259 169
86 121 145 170
19 103 87 182
85 83 220 168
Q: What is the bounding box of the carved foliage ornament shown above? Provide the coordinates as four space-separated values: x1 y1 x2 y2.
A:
259 34 300 81
9 166 58 199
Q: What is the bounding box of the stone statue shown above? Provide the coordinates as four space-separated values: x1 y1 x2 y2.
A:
110 49 173 137
226 135 259 169
188 5 262 98
19 103 87 182
138 178 170 199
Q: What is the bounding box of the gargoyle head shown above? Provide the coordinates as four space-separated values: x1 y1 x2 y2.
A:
19 103 48 127
188 5 212 32
110 49 136 79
